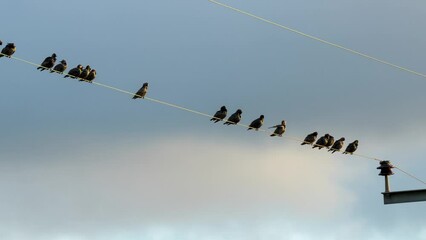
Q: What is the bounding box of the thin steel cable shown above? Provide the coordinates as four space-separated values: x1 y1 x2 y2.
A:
2 53 425 185
395 166 426 186
208 0 426 79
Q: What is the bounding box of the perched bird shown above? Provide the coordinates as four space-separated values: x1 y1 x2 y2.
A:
51 60 67 74
247 115 264 131
64 64 83 78
0 43 16 58
343 140 359 155
78 65 91 81
85 69 96 82
312 134 330 150
37 53 57 71
210 106 227 123
133 82 149 99
0 40 2 45
325 135 335 149
269 120 286 137
301 132 318 145
329 137 345 153
224 109 242 125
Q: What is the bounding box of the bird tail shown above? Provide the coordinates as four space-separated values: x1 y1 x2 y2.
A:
132 95 139 99
270 133 275 137
64 75 68 78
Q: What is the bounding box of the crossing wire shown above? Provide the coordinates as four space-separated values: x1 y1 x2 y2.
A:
1 52 425 186
208 0 426 79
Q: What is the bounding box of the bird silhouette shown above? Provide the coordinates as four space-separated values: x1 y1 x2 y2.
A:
133 82 149 99
325 135 335 149
78 65 91 81
64 64 83 78
224 109 242 125
37 53 57 71
343 140 358 154
301 132 318 145
248 115 264 131
210 106 227 123
0 43 16 58
312 134 330 150
85 69 96 82
51 60 67 74
269 120 286 137
329 137 345 153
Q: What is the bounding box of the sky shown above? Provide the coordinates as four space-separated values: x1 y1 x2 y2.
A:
1 0 426 239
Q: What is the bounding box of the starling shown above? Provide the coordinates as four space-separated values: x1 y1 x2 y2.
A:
343 140 359 154
312 134 330 150
86 69 96 82
224 109 242 125
37 53 57 71
78 65 91 81
133 82 149 99
325 135 335 149
0 43 16 58
270 120 286 137
64 64 83 78
329 137 345 153
210 106 227 123
248 115 264 131
51 60 67 74
301 132 318 145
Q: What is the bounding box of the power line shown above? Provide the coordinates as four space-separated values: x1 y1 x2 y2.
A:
395 166 426 186
1 52 425 186
208 0 426 79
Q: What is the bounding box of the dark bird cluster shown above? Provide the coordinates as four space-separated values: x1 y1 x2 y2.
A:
301 132 359 154
35 53 96 82
210 106 287 137
63 64 96 83
2 38 361 158
0 42 16 58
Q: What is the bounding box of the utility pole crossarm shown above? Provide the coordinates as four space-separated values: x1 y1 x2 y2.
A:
383 189 426 204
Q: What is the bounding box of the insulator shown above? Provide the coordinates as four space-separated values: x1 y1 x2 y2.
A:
377 161 394 176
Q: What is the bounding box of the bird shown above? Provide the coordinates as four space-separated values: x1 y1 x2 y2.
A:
0 40 2 45
328 137 345 153
64 64 83 78
312 134 330 150
247 115 264 131
325 135 335 149
301 132 318 145
269 120 286 137
224 109 242 125
343 140 358 154
210 106 227 123
133 82 149 99
78 65 91 81
37 53 57 71
85 69 96 82
51 60 67 74
0 43 16 58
